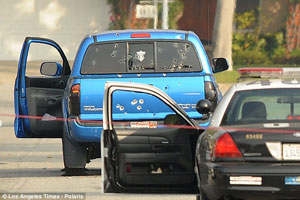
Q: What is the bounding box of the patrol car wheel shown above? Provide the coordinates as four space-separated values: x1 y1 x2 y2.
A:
62 127 87 175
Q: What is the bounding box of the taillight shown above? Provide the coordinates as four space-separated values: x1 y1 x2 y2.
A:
213 133 242 158
71 84 80 94
131 33 151 38
69 84 80 116
204 81 217 110
287 115 300 120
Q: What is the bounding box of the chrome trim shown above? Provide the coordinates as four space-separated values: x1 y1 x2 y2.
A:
266 142 282 160
293 132 300 137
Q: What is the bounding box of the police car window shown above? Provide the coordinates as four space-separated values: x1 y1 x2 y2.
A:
81 41 202 74
221 89 300 125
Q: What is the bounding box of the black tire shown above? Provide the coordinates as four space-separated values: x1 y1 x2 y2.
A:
62 127 87 175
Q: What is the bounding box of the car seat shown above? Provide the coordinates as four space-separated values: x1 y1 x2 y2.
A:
242 101 267 120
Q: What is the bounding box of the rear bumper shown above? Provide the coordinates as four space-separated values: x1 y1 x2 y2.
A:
67 119 102 143
200 162 300 200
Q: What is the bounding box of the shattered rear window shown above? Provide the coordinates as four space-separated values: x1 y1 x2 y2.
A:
81 40 202 74
128 43 155 72
157 42 200 72
81 42 127 74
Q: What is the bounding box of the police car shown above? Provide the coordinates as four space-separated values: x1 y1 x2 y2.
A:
195 68 300 200
101 68 300 200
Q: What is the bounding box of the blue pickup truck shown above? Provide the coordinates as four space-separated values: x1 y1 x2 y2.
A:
14 29 228 174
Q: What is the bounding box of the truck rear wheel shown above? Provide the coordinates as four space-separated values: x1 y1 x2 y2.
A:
62 127 87 175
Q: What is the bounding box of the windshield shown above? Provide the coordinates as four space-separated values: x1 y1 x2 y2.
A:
221 88 300 125
81 41 202 74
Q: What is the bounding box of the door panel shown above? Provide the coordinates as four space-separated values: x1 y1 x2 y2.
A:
14 37 70 138
26 87 63 137
115 128 197 187
26 76 68 89
24 76 69 137
102 83 201 193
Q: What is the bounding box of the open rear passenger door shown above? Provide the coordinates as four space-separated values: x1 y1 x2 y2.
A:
101 82 202 193
14 37 71 138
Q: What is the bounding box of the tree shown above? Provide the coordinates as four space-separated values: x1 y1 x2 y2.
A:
286 0 300 53
212 0 236 70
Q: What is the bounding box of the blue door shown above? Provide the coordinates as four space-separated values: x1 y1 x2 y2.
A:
14 37 71 138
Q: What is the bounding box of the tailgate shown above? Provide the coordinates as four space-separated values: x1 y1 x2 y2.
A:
80 76 205 121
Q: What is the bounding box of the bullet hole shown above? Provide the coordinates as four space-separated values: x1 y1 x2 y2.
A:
111 50 117 57
131 99 137 105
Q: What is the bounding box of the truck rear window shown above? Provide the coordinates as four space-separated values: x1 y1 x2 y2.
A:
81 41 202 74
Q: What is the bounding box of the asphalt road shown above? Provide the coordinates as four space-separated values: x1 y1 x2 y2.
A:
0 62 198 200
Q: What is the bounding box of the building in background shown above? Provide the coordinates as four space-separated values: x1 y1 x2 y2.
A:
178 0 216 45
0 0 110 61
178 0 289 39
2 0 296 64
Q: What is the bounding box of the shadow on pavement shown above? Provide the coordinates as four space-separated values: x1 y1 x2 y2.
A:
0 167 101 178
61 168 101 176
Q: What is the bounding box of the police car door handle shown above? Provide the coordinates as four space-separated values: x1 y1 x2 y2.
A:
151 145 165 151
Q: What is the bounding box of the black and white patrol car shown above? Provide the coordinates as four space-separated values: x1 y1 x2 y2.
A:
101 68 300 200
195 68 300 200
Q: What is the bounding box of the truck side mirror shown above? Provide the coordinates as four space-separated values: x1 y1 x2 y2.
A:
212 58 229 73
40 62 62 76
196 99 212 120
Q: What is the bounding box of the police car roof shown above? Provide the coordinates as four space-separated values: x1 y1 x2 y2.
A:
232 78 300 92
233 67 300 92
